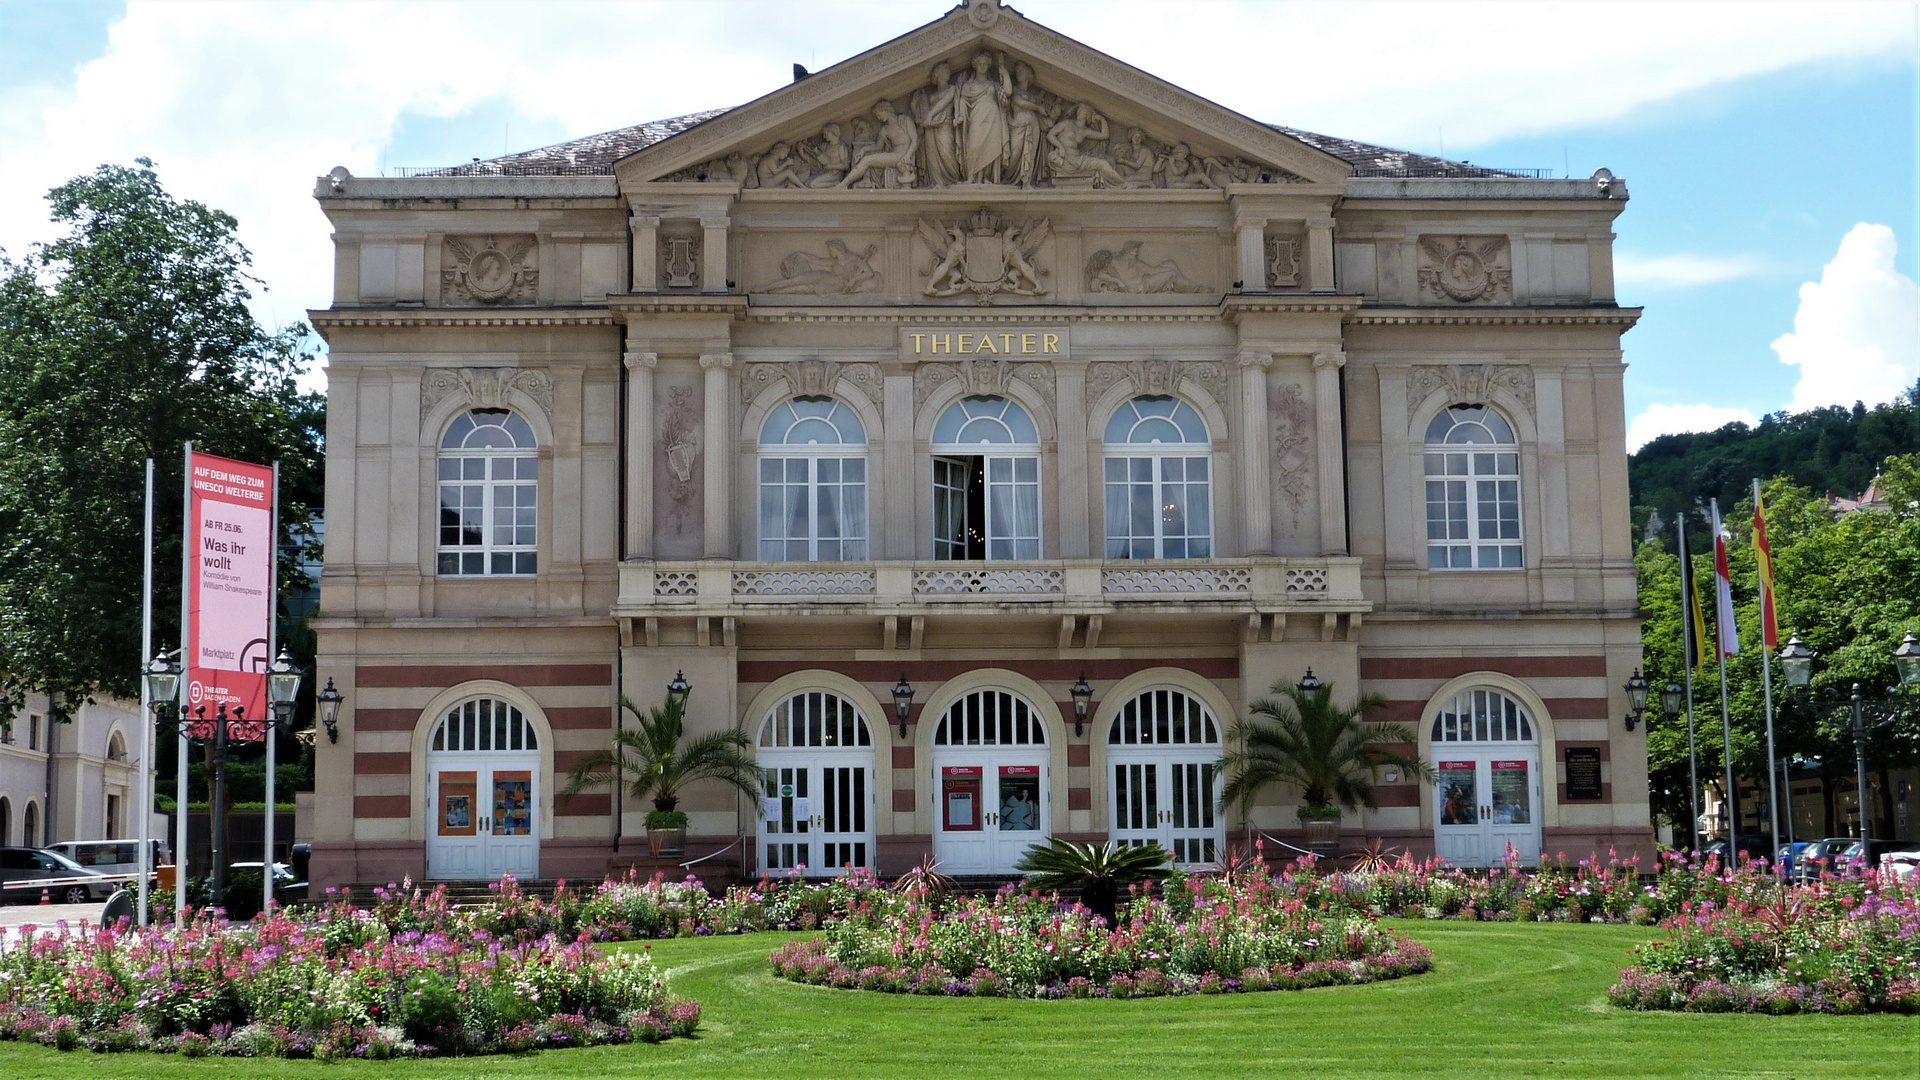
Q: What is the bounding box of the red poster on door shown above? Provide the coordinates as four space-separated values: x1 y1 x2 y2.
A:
185 450 275 739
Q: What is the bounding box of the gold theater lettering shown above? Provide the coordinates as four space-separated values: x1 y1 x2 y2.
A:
910 331 1060 356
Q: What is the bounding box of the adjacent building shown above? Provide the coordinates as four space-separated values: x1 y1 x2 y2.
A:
309 0 1649 889
0 695 143 849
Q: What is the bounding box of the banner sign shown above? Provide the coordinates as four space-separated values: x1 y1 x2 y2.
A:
186 451 275 738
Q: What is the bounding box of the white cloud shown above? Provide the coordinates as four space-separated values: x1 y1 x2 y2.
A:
1626 403 1760 452
1772 223 1919 412
0 0 1911 371
1614 252 1769 290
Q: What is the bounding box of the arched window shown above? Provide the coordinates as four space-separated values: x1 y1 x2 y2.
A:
934 689 1047 745
22 801 39 848
758 399 868 561
0 797 11 846
1104 398 1211 559
758 690 873 748
1107 688 1220 746
106 732 128 762
430 698 539 752
1424 405 1521 569
438 409 538 576
931 397 1041 560
1430 688 1535 743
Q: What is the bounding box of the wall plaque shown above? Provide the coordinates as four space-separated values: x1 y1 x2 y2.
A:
1564 747 1603 801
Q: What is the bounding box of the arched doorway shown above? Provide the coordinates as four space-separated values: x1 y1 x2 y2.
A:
425 698 540 880
1107 688 1223 866
1430 688 1543 867
756 690 875 876
931 688 1049 874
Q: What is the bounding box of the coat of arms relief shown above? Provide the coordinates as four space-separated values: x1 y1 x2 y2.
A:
915 210 1051 302
661 51 1302 192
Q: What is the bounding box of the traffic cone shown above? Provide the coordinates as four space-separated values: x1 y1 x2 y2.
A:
39 885 51 905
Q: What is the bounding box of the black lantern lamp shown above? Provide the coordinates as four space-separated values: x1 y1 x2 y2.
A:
1623 668 1650 731
1070 672 1094 737
1778 635 1815 691
1296 668 1322 693
316 676 344 744
1894 631 1920 691
267 647 302 721
1659 681 1684 717
667 670 692 708
892 674 915 739
143 649 181 715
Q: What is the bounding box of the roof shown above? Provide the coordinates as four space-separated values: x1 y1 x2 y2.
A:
414 108 1532 180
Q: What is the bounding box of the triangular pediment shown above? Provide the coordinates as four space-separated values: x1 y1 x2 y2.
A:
615 0 1352 191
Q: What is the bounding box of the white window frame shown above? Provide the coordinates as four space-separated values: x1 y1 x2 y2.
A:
437 409 538 577
931 397 1042 561
1423 405 1522 570
1102 398 1213 559
757 399 869 562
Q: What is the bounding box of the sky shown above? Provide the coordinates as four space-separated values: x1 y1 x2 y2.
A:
0 0 1914 452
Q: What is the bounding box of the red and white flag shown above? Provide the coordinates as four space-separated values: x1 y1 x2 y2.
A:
1709 499 1740 657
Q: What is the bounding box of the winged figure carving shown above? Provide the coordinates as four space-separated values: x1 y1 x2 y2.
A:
1418 235 1511 303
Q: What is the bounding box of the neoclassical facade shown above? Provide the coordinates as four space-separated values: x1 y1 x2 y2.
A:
309 0 1647 888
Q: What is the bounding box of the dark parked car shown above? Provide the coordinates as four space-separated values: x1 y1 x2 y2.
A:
1701 835 1774 865
1775 841 1810 875
1794 837 1873 881
0 847 115 904
1828 838 1905 871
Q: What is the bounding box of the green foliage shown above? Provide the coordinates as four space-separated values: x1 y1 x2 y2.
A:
1013 838 1172 926
644 809 690 830
0 159 324 718
1218 680 1435 815
561 692 761 813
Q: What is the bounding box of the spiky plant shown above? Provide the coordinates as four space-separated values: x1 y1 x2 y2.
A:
1218 679 1435 821
1014 839 1171 928
560 692 760 825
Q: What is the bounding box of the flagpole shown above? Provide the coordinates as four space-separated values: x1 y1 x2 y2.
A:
1711 498 1738 865
1754 478 1781 874
177 443 193 929
263 461 280 916
1677 517 1702 853
137 459 154 928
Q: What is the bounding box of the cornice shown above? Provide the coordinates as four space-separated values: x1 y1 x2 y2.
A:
1347 306 1643 327
307 308 617 331
606 295 752 319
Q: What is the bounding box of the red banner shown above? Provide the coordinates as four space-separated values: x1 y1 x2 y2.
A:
186 451 275 736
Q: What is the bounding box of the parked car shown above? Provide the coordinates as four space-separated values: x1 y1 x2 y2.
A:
1827 838 1905 871
1701 835 1774 865
0 847 116 904
229 861 307 903
1791 837 1855 882
1882 850 1920 880
1774 841 1810 875
43 839 169 881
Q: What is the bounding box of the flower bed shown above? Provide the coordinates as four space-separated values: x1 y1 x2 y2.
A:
0 907 699 1058
1609 873 1920 1014
768 873 1432 999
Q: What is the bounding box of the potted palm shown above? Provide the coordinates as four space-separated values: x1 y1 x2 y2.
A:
1219 673 1434 857
561 691 759 858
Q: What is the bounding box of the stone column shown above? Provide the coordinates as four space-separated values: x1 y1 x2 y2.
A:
1056 362 1090 558
883 371 916 560
1313 351 1348 556
1237 350 1274 556
1307 215 1336 292
1236 217 1268 292
624 351 657 558
700 352 733 557
701 217 730 294
628 214 659 292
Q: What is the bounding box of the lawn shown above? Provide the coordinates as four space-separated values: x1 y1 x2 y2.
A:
1 920 1911 1079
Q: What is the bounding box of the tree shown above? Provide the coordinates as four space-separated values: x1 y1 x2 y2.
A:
0 160 324 842
1218 680 1435 820
560 693 761 826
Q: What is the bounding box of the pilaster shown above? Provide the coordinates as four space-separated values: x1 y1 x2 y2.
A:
701 217 730 295
700 352 734 557
1236 217 1268 293
1237 349 1274 556
628 215 659 292
624 351 658 558
1313 350 1348 556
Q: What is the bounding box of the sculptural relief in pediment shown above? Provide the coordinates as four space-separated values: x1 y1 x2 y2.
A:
660 51 1307 191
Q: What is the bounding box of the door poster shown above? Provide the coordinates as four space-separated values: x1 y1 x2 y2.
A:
440 773 477 836
1438 761 1478 825
942 767 981 831
998 765 1040 831
493 771 532 836
1490 761 1531 824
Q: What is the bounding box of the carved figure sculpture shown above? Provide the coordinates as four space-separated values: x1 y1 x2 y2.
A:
762 239 881 295
755 142 810 188
443 235 537 305
909 61 961 187
1417 236 1512 303
955 51 1013 183
839 101 919 189
799 124 850 188
1085 241 1205 294
1045 104 1125 188
1156 143 1216 189
1005 62 1053 188
1112 128 1156 187
915 210 1052 301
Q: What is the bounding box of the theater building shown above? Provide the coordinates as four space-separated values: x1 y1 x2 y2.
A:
308 0 1648 889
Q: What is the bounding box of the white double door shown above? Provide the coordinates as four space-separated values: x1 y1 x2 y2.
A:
427 754 540 880
1109 753 1223 867
1433 748 1542 867
759 756 874 876
933 751 1049 874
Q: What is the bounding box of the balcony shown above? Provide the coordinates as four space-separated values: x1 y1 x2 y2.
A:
614 557 1365 617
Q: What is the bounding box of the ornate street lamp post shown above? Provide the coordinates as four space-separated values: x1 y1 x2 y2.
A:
1780 633 1920 844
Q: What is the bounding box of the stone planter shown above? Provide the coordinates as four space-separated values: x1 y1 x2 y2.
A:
647 825 687 858
1300 815 1342 854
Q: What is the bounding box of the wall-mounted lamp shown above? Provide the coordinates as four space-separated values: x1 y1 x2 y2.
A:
1296 668 1322 693
667 669 691 708
1623 667 1649 731
1070 672 1093 738
892 674 915 740
316 676 344 744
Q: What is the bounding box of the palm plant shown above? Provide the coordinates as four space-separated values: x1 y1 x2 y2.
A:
560 692 760 828
1218 678 1435 822
1014 838 1171 928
